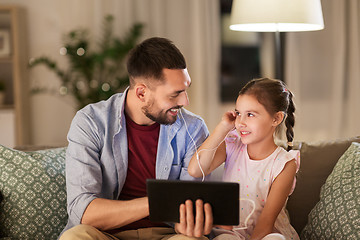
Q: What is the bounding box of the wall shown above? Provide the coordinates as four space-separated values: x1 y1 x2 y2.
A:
0 0 223 146
0 0 85 146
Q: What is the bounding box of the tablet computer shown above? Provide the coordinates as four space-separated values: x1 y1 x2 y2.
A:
146 179 239 226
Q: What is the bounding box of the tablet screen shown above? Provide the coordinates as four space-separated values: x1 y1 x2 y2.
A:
147 179 239 226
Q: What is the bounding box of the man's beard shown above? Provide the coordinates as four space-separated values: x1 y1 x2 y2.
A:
142 101 179 125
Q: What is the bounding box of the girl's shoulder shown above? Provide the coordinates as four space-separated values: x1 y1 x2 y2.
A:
272 147 301 195
224 129 246 161
225 129 244 151
225 129 244 147
272 147 300 178
225 129 241 145
277 147 300 166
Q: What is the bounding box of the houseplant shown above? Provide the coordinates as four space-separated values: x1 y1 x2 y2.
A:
29 15 143 109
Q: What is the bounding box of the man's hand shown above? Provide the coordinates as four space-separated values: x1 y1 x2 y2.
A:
175 199 213 237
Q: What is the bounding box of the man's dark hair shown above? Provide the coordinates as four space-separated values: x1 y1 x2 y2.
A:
126 37 186 86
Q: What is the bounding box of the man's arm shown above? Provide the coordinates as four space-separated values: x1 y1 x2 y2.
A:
66 110 145 230
81 197 149 230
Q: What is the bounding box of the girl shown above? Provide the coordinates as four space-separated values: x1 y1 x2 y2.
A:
188 78 300 240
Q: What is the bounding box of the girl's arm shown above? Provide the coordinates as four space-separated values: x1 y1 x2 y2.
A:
188 111 236 178
250 159 297 240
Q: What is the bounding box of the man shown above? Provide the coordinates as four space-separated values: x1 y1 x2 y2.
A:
59 37 213 240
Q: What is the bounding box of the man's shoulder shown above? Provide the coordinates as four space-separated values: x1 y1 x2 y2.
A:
78 93 124 117
179 108 206 124
175 108 208 135
71 93 125 132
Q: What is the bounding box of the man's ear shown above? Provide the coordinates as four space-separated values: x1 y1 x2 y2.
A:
272 111 285 127
135 84 147 102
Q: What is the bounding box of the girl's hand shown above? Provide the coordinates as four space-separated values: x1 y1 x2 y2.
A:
220 111 236 131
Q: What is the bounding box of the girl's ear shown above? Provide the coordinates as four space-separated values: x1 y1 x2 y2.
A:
272 111 285 127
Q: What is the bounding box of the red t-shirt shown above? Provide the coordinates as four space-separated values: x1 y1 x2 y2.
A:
116 113 168 231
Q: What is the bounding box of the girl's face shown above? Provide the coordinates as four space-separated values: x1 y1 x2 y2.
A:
234 94 278 146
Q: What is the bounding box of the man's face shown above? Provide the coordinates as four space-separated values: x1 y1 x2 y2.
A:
142 68 191 125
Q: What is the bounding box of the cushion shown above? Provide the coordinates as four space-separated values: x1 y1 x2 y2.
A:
286 136 360 233
0 145 68 239
301 142 360 239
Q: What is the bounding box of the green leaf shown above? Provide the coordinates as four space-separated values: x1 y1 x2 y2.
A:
29 16 143 110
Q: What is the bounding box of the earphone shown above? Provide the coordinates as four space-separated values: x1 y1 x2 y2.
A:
179 108 256 230
233 198 256 230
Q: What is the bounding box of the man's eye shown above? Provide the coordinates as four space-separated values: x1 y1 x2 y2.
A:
170 93 181 98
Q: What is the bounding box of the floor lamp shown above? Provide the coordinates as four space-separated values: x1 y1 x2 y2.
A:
229 0 324 81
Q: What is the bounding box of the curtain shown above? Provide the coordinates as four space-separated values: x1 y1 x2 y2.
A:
4 0 220 145
82 0 222 129
285 0 360 141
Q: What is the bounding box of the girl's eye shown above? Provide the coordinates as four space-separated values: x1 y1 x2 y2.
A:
247 113 254 117
235 111 240 116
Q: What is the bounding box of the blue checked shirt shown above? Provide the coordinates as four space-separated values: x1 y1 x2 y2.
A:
61 88 209 234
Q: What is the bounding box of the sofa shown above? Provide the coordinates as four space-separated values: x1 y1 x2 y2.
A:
0 136 359 239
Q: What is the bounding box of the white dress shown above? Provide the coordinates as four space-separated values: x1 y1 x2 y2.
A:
213 133 300 240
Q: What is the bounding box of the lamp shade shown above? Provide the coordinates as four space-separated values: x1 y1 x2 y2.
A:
230 0 324 32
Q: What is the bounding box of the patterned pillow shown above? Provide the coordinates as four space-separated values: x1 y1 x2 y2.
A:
0 145 68 240
301 142 360 240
